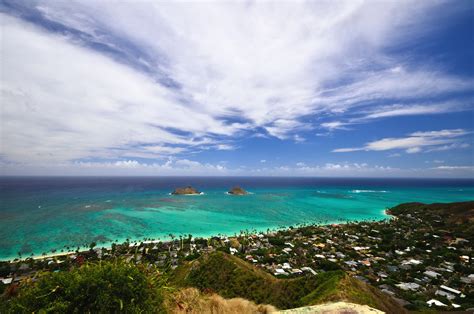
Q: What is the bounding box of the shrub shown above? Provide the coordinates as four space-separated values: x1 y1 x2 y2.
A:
1 260 165 313
317 259 342 271
268 238 285 246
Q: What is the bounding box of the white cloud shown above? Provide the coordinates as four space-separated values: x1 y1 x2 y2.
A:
333 129 470 153
1 157 230 176
257 161 396 176
321 101 470 130
111 160 140 168
320 121 350 130
1 1 473 173
260 160 267 163
433 165 474 171
406 147 422 154
3 158 472 178
332 147 364 153
293 134 306 143
425 143 470 152
410 129 468 138
1 14 247 164
290 162 394 175
265 119 311 140
363 137 439 151
215 144 236 151
362 102 464 119
313 70 472 115
139 146 186 157
78 158 228 174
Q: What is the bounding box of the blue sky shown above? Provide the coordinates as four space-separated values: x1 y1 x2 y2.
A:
1 0 473 177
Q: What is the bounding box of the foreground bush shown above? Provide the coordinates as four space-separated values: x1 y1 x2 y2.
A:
1 260 165 313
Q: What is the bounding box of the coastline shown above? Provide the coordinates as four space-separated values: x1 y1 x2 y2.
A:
1 211 391 262
3 197 472 312
2 179 473 263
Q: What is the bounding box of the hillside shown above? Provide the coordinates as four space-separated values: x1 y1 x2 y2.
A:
1 254 399 313
388 201 474 237
172 251 406 313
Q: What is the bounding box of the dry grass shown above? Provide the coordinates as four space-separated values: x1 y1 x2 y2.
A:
167 288 277 314
305 274 407 314
277 302 384 313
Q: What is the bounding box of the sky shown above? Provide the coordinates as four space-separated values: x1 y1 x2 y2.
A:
0 0 473 177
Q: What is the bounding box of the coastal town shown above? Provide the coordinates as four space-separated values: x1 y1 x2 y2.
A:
1 200 473 312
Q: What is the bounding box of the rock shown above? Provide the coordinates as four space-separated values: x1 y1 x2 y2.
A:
277 302 384 314
228 186 248 195
172 186 200 195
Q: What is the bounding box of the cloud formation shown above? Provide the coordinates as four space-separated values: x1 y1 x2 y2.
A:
0 1 473 175
1 13 247 163
321 101 471 130
333 129 470 154
4 158 472 178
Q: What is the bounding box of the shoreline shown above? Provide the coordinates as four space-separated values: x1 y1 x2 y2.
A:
2 182 472 263
1 212 391 263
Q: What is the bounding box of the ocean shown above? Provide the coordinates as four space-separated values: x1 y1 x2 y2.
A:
0 176 473 260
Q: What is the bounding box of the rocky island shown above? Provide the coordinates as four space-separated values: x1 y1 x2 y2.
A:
228 186 248 195
171 186 201 195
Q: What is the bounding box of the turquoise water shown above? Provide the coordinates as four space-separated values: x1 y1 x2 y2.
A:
0 177 473 260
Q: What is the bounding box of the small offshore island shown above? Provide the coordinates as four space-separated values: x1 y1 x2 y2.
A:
171 186 201 195
228 186 248 195
1 201 473 313
171 186 250 195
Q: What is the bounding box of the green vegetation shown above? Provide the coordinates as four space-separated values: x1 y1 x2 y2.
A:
388 201 474 236
173 251 406 312
1 260 165 313
3 252 399 313
179 251 324 309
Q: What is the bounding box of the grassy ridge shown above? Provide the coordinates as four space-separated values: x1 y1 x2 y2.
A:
173 251 406 313
174 251 326 309
305 275 407 313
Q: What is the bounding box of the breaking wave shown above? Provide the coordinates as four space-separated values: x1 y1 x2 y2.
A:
350 190 388 193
